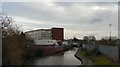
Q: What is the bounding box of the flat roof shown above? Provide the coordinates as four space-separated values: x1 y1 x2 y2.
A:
25 29 51 33
25 27 64 33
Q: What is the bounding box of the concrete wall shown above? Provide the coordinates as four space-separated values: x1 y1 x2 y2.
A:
83 44 119 61
98 45 119 61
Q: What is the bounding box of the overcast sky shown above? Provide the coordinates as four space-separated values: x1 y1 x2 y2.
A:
1 1 119 39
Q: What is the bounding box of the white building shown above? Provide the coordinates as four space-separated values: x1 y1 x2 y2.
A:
25 29 52 40
62 41 69 45
25 28 64 46
34 39 59 46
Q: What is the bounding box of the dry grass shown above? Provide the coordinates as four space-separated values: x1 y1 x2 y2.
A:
93 56 111 65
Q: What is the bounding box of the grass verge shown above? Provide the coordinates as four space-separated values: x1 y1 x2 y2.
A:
79 48 112 65
93 56 111 65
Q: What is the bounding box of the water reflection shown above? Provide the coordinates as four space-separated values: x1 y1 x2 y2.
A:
26 48 81 65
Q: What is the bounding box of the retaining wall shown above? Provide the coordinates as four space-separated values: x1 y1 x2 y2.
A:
98 45 119 61
83 44 119 61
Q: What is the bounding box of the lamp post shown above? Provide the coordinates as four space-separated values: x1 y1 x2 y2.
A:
109 24 112 44
109 24 112 39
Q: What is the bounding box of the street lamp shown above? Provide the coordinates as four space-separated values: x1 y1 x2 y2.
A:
109 24 112 43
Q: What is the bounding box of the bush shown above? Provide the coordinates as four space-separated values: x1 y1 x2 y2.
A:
2 33 31 65
89 48 102 56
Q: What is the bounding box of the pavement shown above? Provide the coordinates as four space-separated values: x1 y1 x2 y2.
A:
74 48 94 65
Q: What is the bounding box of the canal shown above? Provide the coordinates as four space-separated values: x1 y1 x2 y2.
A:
26 47 81 65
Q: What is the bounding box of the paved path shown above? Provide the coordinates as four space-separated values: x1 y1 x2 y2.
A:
75 48 94 65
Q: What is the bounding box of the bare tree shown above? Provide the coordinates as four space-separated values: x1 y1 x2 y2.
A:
1 13 21 38
83 36 89 41
1 13 12 28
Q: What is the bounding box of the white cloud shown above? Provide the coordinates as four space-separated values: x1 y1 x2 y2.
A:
14 16 42 24
91 6 106 10
14 16 57 25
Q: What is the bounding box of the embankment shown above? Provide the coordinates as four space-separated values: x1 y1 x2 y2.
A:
74 48 93 65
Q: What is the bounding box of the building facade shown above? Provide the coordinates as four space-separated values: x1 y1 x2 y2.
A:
52 28 64 41
34 40 59 46
25 27 64 44
25 29 52 40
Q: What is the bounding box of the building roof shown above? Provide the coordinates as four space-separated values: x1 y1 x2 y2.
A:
25 27 64 33
52 27 63 29
25 29 51 33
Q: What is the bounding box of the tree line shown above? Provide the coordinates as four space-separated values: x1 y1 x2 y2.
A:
2 14 33 65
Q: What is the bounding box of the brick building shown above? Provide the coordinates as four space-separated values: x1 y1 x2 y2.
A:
52 28 64 41
25 27 64 45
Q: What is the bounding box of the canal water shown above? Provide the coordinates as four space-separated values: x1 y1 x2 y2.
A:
26 47 81 65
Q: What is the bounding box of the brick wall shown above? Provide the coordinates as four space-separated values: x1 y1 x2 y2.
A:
52 28 64 45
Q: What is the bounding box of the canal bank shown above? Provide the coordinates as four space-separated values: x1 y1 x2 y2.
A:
25 48 81 65
75 48 116 65
75 48 94 65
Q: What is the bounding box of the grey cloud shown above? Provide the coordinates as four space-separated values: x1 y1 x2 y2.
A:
54 2 76 7
2 2 117 24
2 2 118 39
90 18 102 24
